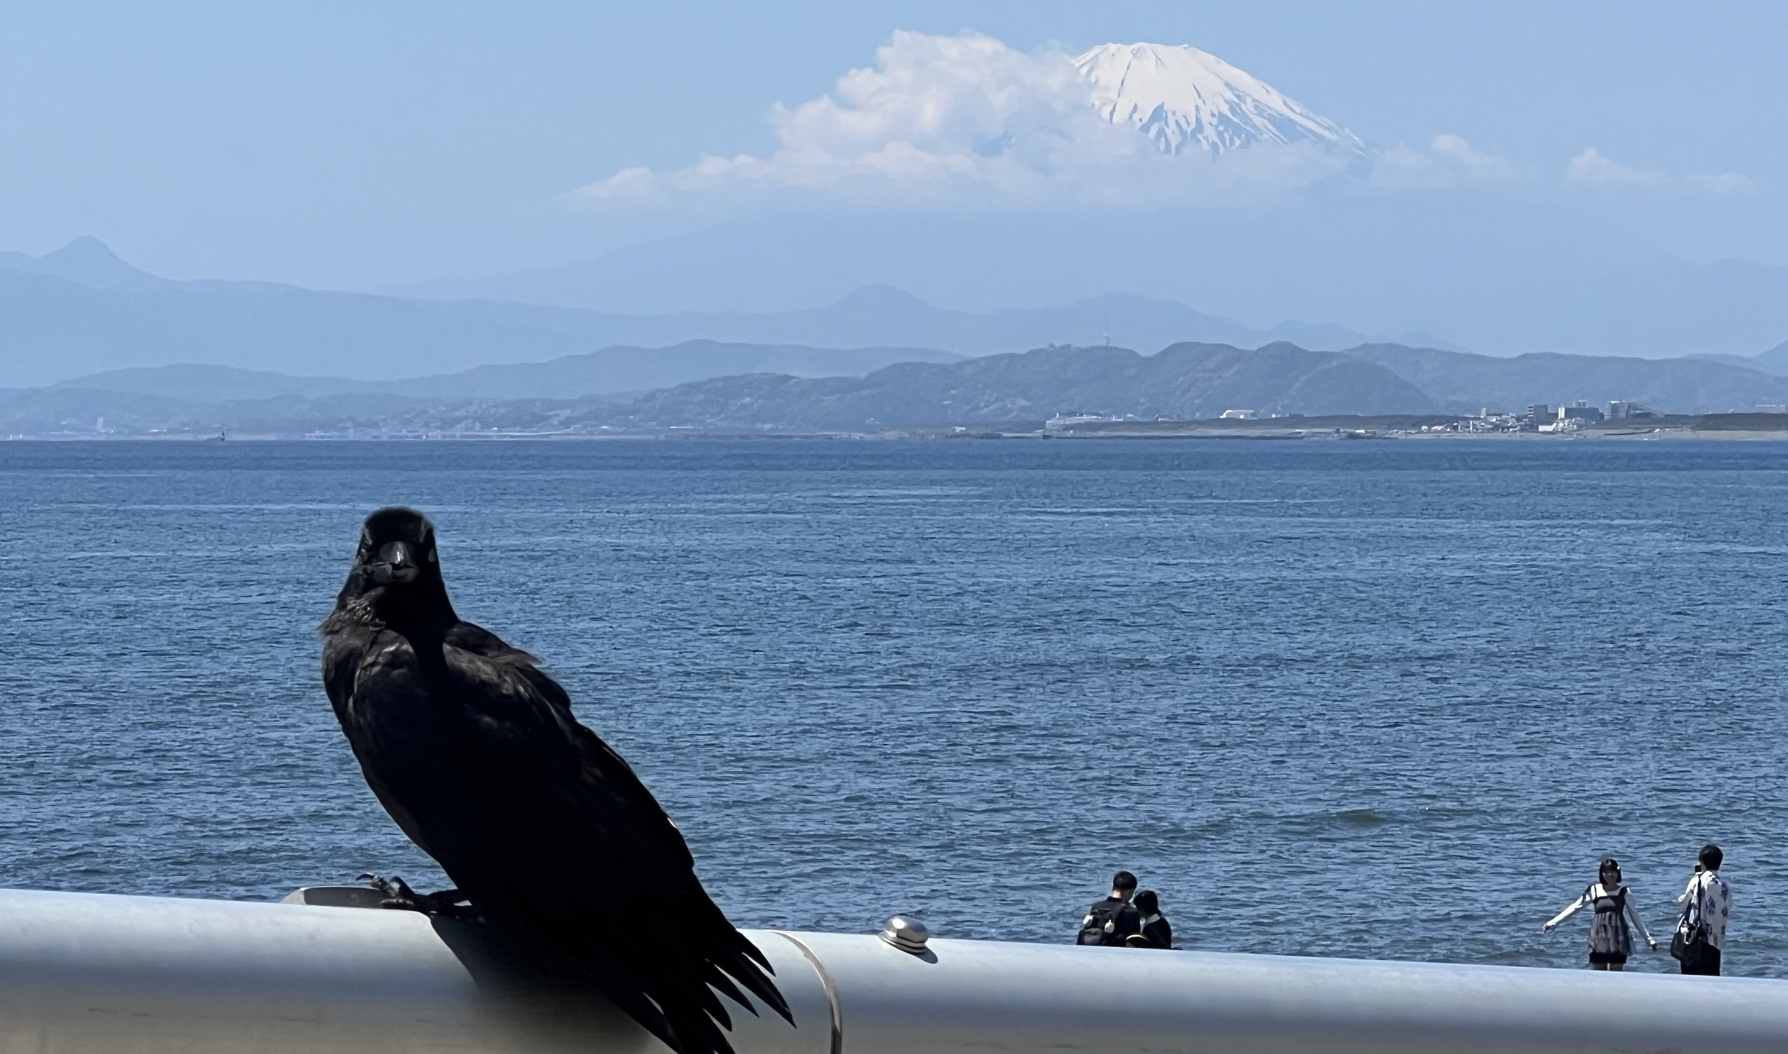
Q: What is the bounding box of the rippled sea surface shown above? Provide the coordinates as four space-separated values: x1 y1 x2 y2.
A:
4 439 1787 975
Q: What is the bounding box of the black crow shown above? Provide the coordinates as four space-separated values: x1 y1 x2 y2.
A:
320 506 790 1054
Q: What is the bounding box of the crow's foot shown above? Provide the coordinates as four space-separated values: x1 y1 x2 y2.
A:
357 872 476 918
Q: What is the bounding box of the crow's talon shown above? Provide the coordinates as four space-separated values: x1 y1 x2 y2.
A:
359 872 475 917
358 871 416 904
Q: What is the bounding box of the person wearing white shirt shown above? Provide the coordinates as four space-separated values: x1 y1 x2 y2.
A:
1543 857 1656 970
1676 844 1732 976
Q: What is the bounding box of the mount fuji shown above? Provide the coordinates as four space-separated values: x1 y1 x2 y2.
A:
1074 42 1365 156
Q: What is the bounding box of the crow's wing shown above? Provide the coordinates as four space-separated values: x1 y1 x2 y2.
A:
447 649 694 883
330 620 787 1054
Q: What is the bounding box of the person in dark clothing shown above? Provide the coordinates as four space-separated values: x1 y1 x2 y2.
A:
1677 844 1732 976
1126 890 1173 949
1077 870 1141 946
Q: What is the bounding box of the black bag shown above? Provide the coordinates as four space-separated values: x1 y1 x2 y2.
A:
1077 900 1131 946
1670 877 1709 964
1671 921 1708 967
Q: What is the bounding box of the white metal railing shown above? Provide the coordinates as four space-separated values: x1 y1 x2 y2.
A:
0 886 1783 1054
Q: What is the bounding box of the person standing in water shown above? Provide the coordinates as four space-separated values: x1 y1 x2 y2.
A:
1543 857 1657 970
1675 844 1732 976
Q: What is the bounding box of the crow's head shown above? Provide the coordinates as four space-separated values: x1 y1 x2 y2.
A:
339 507 452 622
356 506 439 586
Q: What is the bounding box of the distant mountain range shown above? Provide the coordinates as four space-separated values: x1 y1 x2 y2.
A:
0 235 170 290
393 199 1788 361
55 341 962 402
0 244 603 385
0 342 1428 436
12 337 1788 438
0 238 1431 387
7 238 1788 438
601 342 1430 432
1345 345 1788 414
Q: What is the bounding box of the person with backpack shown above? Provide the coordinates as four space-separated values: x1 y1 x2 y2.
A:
1673 844 1732 976
1542 857 1656 970
1077 870 1141 946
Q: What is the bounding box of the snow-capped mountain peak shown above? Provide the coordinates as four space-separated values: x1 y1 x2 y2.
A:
1073 42 1364 156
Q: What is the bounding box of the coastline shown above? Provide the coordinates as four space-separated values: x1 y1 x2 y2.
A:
11 429 1788 442
12 412 1788 443
1045 427 1788 441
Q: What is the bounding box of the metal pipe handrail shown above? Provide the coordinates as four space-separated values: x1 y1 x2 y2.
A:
0 886 1782 1054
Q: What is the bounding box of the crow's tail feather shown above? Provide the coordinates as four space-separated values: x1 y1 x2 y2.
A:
596 978 686 1054
686 893 793 1026
653 978 742 1054
502 889 793 1054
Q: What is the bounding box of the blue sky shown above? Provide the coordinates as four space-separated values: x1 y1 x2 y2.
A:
3 0 1785 291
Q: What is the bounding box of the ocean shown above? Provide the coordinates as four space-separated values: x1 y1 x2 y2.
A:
3 438 1785 975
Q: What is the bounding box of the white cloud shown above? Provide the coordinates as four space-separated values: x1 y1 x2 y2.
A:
1684 170 1755 194
1565 148 1751 194
1565 148 1670 187
1370 134 1518 188
571 31 1354 213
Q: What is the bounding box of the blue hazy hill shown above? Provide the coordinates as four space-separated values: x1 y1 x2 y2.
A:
0 240 1399 387
53 341 963 403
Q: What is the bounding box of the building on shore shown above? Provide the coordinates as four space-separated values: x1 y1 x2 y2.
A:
1559 401 1604 425
1607 401 1659 420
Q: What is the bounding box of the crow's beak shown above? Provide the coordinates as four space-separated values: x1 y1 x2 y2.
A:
368 541 421 584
